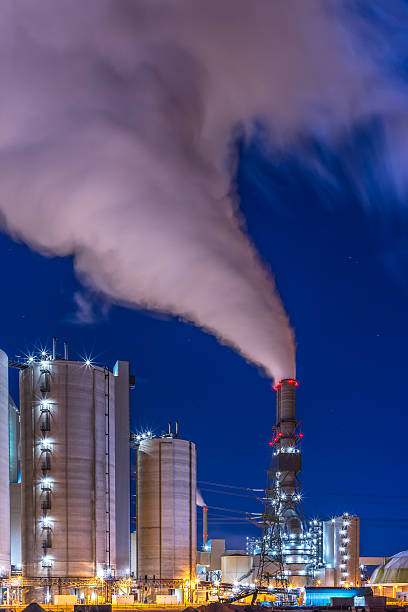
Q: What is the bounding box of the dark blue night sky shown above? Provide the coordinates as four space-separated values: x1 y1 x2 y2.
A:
2 130 407 556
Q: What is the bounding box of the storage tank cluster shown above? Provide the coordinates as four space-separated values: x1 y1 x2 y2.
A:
0 339 197 604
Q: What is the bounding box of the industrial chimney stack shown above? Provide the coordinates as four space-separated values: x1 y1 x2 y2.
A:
271 378 302 535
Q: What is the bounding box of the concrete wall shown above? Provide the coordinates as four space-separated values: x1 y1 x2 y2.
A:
113 360 130 576
221 555 252 584
209 539 225 571
10 482 21 567
130 532 136 576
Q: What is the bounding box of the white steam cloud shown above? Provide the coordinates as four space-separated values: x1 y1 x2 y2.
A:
0 1 406 381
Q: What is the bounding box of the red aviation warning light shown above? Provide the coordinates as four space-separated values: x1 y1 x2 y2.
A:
284 379 299 386
273 378 299 391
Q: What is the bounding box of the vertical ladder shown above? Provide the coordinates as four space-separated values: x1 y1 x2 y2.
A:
104 368 111 571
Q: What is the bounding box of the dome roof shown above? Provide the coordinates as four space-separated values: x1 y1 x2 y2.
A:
371 551 408 584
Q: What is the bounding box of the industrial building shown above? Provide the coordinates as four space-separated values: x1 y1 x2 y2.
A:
369 551 408 600
0 339 395 606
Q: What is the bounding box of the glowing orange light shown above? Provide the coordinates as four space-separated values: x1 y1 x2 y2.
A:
285 379 299 386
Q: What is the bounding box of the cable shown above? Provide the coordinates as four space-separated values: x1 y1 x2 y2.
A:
200 487 259 500
206 504 260 515
199 480 264 493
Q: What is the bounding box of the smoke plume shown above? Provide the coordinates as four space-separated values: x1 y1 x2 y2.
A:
0 1 406 381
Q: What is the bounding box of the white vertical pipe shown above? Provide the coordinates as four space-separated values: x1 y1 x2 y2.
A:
0 349 10 575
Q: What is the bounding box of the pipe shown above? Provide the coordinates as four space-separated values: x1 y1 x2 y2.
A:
64 341 68 360
175 420 178 438
168 422 171 435
52 337 57 361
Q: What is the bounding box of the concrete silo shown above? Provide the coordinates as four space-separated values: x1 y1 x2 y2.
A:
0 349 10 576
136 436 196 581
20 358 116 578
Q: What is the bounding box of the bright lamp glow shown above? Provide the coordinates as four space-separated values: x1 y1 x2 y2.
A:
42 556 53 567
41 478 52 489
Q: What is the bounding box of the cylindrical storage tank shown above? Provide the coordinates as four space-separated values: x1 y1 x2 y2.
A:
136 437 196 580
0 350 10 575
20 360 116 578
221 555 252 585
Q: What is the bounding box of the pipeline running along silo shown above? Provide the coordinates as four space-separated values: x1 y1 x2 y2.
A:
0 349 10 575
20 357 116 578
136 436 197 581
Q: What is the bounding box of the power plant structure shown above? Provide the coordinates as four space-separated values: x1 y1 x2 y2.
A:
0 338 372 606
240 379 361 595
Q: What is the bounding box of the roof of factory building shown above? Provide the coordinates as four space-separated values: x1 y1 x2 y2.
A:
370 550 408 585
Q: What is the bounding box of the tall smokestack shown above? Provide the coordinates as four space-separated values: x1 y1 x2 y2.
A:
272 378 302 535
64 341 69 360
52 337 57 361
203 506 208 550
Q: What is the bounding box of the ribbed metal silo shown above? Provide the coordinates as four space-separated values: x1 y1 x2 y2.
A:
136 437 196 581
20 359 116 578
0 349 10 575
